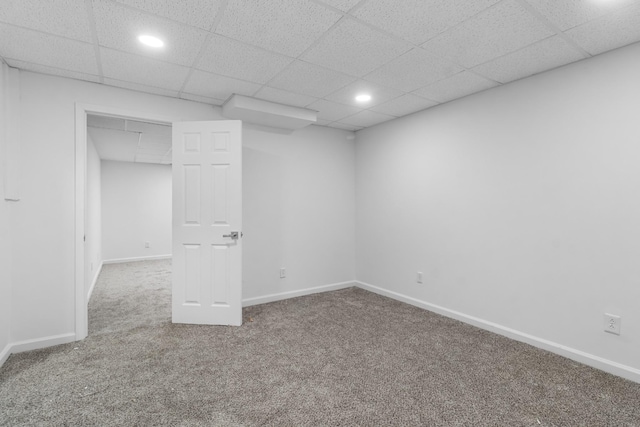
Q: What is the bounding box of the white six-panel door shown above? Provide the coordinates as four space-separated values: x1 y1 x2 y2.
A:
172 120 242 326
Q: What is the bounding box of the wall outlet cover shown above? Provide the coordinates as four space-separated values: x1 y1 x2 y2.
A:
603 313 621 335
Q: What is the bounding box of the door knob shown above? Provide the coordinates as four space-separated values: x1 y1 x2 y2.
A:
223 231 240 240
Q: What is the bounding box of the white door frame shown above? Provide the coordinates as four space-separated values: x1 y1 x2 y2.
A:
74 103 176 340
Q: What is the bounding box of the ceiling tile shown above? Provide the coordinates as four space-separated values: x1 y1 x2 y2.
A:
114 0 223 30
4 59 101 83
268 60 356 98
327 122 362 131
413 71 499 103
564 3 640 56
103 78 180 97
307 99 361 122
337 110 395 127
473 35 587 84
0 0 93 43
421 0 555 68
89 127 139 162
324 79 403 107
365 48 462 92
369 94 439 117
254 87 318 107
316 0 362 12
183 70 262 101
93 0 209 66
215 0 341 57
197 34 293 84
88 115 126 131
101 48 189 91
126 120 171 136
179 92 225 105
303 18 412 77
524 0 638 31
0 24 98 75
353 0 500 44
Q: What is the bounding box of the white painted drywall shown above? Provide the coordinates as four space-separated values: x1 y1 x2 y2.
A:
9 71 356 346
10 72 216 343
242 124 356 301
355 43 640 374
84 133 101 299
0 63 14 360
101 160 172 261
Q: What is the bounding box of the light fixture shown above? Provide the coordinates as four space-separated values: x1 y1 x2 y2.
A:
138 34 164 48
355 94 372 103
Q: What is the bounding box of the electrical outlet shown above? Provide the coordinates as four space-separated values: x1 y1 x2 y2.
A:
603 313 621 335
145 242 150 248
280 268 286 279
416 272 423 284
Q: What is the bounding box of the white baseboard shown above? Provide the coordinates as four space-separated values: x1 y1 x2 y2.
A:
0 332 77 368
86 260 103 302
243 281 355 307
355 281 640 384
0 343 11 366
103 254 172 265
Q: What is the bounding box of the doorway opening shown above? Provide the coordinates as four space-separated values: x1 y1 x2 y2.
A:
75 103 175 340
84 113 173 335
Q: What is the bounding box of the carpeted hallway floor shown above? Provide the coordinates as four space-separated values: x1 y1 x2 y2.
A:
1 259 640 426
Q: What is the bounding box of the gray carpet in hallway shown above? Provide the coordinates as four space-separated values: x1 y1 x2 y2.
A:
1 259 640 426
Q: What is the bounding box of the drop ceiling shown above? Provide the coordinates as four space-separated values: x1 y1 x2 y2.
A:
88 114 172 164
2 0 640 131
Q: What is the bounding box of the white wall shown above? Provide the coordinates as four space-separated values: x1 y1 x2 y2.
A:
242 124 356 302
0 62 14 362
9 71 356 347
10 72 216 344
101 160 172 261
84 134 101 299
355 43 640 379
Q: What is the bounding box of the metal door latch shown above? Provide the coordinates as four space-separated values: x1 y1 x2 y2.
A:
223 231 240 240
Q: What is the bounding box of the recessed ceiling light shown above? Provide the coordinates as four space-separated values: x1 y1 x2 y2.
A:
138 34 164 48
355 94 372 103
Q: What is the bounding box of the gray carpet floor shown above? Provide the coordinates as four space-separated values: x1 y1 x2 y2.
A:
1 260 640 426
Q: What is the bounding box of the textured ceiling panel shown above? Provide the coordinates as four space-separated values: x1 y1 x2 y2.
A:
353 0 501 45
525 0 638 31
103 78 180 97
183 70 262 101
337 109 395 127
564 3 640 56
254 87 319 108
215 0 341 57
413 71 499 104
4 59 101 83
100 48 189 91
306 99 361 122
268 60 356 98
0 0 93 43
197 34 294 84
93 0 209 66
365 48 462 93
114 0 223 30
2 0 637 131
303 18 412 77
88 115 126 131
369 94 439 117
421 0 554 68
324 79 403 107
179 92 225 105
473 36 587 84
316 0 362 12
89 127 139 162
0 24 98 75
